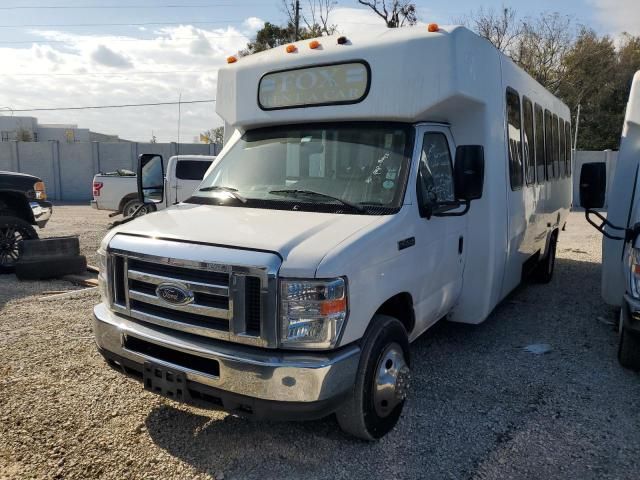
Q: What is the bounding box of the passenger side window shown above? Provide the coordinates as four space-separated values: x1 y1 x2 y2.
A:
535 104 545 184
506 89 523 190
522 97 535 185
552 114 559 179
544 110 553 180
419 132 455 203
565 121 572 175
559 121 566 177
175 160 213 180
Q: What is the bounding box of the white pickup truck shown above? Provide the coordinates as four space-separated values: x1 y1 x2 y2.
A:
91 155 215 216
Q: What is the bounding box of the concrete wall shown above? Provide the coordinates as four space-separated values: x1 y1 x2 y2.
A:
0 140 219 201
573 150 618 209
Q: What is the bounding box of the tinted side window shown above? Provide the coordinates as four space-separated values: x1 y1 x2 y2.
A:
523 97 535 185
506 89 523 190
544 110 553 180
559 120 566 178
535 104 545 184
175 160 213 180
419 132 455 203
565 121 572 175
552 114 560 179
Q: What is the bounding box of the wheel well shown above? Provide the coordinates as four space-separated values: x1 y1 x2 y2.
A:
375 293 415 335
0 192 33 223
118 193 139 212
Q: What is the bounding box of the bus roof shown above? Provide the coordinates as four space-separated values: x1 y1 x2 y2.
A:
216 25 567 130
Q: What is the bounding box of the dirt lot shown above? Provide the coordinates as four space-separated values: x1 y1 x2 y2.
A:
1 206 639 480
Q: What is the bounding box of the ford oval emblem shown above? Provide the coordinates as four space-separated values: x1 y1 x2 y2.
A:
155 283 194 306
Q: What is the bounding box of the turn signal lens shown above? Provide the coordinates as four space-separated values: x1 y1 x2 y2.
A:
427 23 439 32
286 44 297 53
309 40 320 49
226 56 237 64
33 181 47 200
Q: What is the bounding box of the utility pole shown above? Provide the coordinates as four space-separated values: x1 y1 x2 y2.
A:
294 0 300 41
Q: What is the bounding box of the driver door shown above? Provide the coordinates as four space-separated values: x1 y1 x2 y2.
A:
414 126 467 326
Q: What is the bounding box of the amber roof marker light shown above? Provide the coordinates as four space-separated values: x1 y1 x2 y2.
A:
309 40 320 49
427 23 439 32
286 44 297 53
226 56 237 64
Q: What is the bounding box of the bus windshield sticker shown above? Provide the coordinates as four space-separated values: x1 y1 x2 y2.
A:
258 61 370 110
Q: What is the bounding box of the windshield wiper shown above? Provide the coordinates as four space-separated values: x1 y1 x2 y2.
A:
198 185 247 203
268 189 365 213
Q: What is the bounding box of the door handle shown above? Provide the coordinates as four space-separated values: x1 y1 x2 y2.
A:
458 236 464 254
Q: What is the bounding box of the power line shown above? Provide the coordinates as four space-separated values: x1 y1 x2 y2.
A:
0 35 249 45
0 71 216 77
6 99 215 112
0 20 245 28
0 3 262 9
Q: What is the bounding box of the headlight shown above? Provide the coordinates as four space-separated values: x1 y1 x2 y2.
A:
280 278 347 349
97 248 109 304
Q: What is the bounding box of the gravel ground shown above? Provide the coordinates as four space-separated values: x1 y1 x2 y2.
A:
1 207 640 480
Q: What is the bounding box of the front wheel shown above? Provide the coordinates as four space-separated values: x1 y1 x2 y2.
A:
0 216 38 274
618 311 640 370
535 233 557 283
336 315 411 440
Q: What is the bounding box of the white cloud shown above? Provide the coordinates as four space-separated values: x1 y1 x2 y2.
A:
0 24 253 142
328 7 388 36
589 0 640 35
243 17 264 32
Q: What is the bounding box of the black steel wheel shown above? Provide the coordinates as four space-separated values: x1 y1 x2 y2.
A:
0 216 38 274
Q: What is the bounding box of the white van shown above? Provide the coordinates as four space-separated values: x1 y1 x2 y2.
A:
579 71 640 370
94 26 572 439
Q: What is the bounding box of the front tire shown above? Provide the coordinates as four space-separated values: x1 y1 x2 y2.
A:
0 215 38 274
618 311 640 370
336 315 411 440
535 232 557 283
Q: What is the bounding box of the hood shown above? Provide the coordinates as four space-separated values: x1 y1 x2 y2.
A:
106 203 383 277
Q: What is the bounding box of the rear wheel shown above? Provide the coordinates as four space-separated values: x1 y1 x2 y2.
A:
0 215 38 274
336 315 411 440
618 311 640 370
535 232 557 283
122 199 155 218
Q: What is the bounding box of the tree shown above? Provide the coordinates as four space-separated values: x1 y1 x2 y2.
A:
15 127 33 142
282 0 338 37
357 0 417 28
201 126 224 146
462 7 520 53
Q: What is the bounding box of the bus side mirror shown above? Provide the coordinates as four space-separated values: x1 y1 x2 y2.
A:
137 154 165 204
454 145 484 201
579 162 606 209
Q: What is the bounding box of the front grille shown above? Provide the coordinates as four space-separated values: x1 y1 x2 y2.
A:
109 252 267 345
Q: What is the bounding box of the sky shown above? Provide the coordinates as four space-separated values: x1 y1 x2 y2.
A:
0 0 638 143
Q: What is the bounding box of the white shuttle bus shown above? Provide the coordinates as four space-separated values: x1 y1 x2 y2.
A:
94 26 572 439
579 71 640 370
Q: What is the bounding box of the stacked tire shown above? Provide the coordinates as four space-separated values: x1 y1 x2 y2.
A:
15 236 87 280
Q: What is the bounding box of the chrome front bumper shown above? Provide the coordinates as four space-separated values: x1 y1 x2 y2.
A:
30 201 52 228
93 303 360 410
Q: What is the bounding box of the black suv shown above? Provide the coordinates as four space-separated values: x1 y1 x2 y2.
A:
0 171 53 272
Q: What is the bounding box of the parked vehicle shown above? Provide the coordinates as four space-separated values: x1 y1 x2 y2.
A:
91 155 215 216
93 26 572 439
0 171 52 272
578 70 640 370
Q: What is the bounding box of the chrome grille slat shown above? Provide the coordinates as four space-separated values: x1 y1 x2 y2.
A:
128 307 231 342
129 290 230 319
127 269 229 297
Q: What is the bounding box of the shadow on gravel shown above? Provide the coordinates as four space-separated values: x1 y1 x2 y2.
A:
143 255 632 479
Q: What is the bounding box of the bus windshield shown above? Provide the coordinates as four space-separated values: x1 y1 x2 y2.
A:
191 123 413 214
